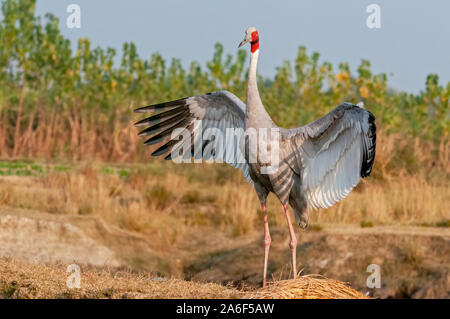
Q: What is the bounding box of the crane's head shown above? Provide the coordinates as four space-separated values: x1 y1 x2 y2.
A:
238 27 259 53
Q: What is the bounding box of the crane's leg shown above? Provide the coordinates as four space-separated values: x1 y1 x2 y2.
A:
283 203 297 279
261 203 271 287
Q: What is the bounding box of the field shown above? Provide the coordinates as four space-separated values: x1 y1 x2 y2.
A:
0 0 449 299
0 159 449 298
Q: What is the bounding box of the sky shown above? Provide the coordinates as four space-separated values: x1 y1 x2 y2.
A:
34 0 450 93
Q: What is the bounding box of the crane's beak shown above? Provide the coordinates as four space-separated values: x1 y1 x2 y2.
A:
238 38 249 48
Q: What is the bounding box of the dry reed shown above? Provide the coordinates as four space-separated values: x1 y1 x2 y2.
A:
247 275 370 299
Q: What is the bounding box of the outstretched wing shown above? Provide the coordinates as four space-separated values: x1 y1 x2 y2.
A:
134 90 253 183
283 102 376 209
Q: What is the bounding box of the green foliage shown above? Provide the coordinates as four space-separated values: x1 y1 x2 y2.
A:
0 0 448 161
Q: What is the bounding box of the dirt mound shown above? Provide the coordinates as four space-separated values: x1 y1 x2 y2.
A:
247 276 369 299
0 213 121 267
0 207 169 273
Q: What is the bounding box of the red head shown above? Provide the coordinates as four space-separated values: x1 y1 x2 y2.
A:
238 27 259 53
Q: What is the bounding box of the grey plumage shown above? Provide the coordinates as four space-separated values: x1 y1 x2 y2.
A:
134 27 376 286
134 94 376 218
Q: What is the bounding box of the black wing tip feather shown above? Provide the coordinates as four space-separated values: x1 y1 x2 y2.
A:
133 97 189 114
361 110 376 178
137 111 190 137
143 121 183 146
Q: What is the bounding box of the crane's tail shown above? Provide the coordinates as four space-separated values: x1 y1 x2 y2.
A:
360 110 376 178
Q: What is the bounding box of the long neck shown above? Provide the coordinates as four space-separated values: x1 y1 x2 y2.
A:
246 49 274 127
247 50 262 109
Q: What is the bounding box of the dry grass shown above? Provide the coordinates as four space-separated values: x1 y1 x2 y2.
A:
246 275 370 299
0 132 448 253
0 154 448 252
0 258 242 299
311 176 449 225
0 258 370 299
0 132 447 299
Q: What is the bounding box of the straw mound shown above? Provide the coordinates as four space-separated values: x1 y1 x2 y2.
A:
247 275 370 299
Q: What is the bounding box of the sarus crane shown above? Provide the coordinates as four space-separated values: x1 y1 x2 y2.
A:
134 27 376 287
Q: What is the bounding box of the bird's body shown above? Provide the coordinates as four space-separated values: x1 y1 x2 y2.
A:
135 27 376 286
